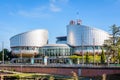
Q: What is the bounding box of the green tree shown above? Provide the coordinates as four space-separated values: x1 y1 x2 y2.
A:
4 49 10 61
101 48 106 64
117 48 120 64
104 24 120 64
111 24 120 45
0 51 2 60
0 49 12 61
85 52 89 64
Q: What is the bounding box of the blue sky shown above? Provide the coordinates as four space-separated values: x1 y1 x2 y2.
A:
0 0 120 50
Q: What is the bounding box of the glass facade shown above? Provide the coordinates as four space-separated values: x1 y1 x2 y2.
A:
39 44 73 57
12 47 39 51
73 46 102 54
56 36 67 44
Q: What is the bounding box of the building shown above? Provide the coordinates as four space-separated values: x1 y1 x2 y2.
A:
10 29 48 57
10 19 110 64
67 20 110 54
56 20 110 55
67 20 110 46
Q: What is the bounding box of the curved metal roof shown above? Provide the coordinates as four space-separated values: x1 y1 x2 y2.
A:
10 29 48 40
42 44 70 47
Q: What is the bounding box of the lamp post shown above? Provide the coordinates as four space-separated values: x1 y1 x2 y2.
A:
81 34 84 66
20 47 22 73
93 38 95 66
2 42 4 64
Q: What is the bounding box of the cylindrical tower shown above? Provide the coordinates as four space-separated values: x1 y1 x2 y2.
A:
10 29 48 57
67 20 110 54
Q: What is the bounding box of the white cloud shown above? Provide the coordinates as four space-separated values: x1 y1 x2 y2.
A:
18 10 50 18
9 0 69 17
50 3 61 12
49 0 69 12
50 0 69 3
9 6 50 18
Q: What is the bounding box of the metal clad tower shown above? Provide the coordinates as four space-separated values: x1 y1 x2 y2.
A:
67 20 110 53
10 29 48 57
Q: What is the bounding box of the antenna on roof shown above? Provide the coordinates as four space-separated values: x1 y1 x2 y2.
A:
76 11 79 20
76 11 82 25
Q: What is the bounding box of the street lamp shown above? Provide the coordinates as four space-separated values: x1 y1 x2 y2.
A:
20 47 22 73
93 38 95 66
2 42 4 64
81 34 84 66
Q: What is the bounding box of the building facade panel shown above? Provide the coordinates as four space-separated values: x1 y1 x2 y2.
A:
10 29 48 47
10 29 48 57
67 25 110 46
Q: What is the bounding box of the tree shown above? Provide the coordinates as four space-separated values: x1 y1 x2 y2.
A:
85 52 89 64
111 24 119 44
0 49 14 61
104 24 120 63
117 48 120 64
101 48 106 64
4 49 10 61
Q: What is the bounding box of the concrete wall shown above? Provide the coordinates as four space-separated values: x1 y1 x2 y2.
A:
0 66 78 76
0 65 120 77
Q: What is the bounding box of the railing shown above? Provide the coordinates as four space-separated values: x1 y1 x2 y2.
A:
12 50 39 54
1 63 120 68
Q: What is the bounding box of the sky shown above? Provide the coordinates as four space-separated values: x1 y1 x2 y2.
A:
0 0 120 50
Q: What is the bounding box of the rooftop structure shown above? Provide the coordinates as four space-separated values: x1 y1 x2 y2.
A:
56 36 67 44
